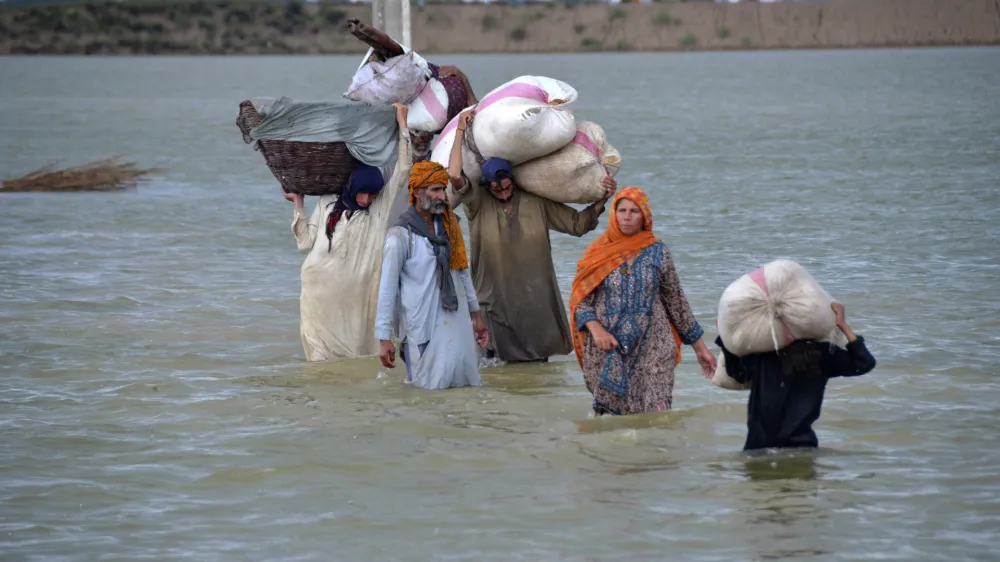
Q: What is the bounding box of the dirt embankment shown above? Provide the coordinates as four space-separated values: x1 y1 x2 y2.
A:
2 0 999 55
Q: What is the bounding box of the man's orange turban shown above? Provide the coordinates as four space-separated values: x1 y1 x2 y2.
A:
407 161 468 271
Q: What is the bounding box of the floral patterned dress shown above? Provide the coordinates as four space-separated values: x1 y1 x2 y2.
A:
574 241 704 415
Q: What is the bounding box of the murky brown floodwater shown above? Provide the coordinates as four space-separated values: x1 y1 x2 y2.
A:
1 48 999 560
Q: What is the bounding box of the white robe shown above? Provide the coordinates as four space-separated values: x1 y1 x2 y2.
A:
375 223 482 389
291 127 412 361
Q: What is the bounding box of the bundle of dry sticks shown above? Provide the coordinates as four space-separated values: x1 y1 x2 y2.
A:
0 157 163 192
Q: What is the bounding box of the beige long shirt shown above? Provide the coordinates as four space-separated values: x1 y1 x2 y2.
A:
449 182 603 362
291 127 412 361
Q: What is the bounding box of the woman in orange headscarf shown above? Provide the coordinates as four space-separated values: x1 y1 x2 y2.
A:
570 187 717 416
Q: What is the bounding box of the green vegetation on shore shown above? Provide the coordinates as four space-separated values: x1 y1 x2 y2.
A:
2 0 999 55
0 0 365 55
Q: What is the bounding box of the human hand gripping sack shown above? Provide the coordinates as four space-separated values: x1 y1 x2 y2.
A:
832 302 846 326
457 110 474 132
831 302 858 342
599 174 617 200
392 103 408 128
592 174 617 214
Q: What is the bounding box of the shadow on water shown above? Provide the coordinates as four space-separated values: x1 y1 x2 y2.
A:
240 356 385 389
573 407 699 434
480 358 581 396
240 354 580 393
736 451 834 560
741 450 822 481
567 409 708 476
710 447 866 482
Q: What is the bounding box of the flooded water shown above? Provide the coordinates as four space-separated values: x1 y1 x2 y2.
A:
1 48 999 560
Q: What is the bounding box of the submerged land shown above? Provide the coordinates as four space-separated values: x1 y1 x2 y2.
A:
1 0 999 55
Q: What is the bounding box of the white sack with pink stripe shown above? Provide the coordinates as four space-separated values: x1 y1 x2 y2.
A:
430 75 578 176
406 78 451 133
512 121 621 204
717 260 848 358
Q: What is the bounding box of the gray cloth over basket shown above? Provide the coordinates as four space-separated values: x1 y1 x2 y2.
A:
248 97 399 167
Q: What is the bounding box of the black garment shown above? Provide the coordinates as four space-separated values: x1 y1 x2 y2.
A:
483 346 547 363
715 335 876 451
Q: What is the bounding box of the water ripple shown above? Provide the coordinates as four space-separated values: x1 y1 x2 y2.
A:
1 49 999 560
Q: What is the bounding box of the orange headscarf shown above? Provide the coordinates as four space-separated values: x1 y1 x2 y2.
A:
568 187 682 367
407 161 468 271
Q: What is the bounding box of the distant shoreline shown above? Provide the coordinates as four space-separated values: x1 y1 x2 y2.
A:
5 43 998 57
2 0 998 56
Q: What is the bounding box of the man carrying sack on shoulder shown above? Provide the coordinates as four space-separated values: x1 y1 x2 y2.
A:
446 110 617 363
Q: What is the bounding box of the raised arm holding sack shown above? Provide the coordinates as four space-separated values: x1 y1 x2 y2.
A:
715 302 877 451
288 104 413 361
446 110 616 363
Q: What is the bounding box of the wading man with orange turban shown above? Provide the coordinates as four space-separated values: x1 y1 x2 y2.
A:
374 161 489 389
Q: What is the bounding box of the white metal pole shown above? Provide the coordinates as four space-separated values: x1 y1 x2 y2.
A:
401 0 411 48
372 0 385 37
371 0 410 48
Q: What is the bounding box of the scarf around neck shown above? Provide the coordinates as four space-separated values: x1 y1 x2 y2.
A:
392 206 459 312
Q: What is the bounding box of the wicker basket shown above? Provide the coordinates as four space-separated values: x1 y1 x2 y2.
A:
237 100 359 196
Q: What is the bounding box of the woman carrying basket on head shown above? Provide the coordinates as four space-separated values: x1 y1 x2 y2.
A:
569 187 717 416
285 103 412 361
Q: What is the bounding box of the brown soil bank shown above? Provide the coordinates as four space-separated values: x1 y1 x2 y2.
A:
2 0 999 55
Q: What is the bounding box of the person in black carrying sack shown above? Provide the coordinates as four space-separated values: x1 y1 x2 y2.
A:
716 302 877 452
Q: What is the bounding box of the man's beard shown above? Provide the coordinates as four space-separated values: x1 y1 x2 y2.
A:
419 197 448 215
410 132 433 162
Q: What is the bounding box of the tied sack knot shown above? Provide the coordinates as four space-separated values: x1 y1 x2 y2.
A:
764 295 793 352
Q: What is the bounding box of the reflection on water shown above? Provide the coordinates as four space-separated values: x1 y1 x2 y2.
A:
742 450 821 481
1 48 999 560
573 407 698 434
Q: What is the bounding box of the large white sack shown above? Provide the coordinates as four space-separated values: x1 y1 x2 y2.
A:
717 260 847 357
345 51 429 106
406 78 450 133
430 127 481 186
430 75 578 169
512 121 622 204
